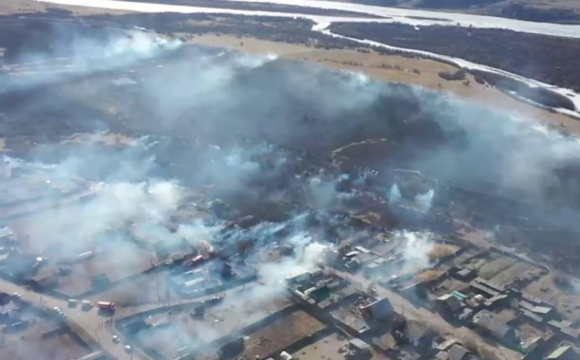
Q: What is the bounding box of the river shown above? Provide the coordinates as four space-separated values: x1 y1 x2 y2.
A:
37 0 580 38
34 0 580 115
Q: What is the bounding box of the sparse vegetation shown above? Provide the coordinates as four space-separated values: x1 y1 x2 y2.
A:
329 22 580 92
329 22 579 110
438 70 466 82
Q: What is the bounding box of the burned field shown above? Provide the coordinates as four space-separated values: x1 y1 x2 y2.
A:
3 14 580 360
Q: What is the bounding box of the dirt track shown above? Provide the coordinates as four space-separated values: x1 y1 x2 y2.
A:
327 268 522 360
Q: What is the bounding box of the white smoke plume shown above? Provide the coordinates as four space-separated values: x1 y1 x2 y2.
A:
395 230 434 274
20 178 185 252
1 28 182 93
388 183 402 204
415 189 435 212
306 174 353 210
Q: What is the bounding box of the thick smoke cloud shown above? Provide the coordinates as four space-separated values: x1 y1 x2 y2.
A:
6 25 580 359
397 230 434 274
128 43 580 215
1 25 181 93
6 26 580 211
12 145 186 253
8 27 580 269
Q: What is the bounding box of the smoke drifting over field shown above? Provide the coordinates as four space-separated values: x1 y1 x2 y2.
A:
7 28 580 262
5 26 580 358
0 26 181 93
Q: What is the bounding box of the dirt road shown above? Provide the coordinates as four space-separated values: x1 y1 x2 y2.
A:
327 268 521 360
0 277 142 360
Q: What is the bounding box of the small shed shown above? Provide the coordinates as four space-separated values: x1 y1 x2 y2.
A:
436 294 462 316
360 298 394 321
349 338 371 354
448 344 470 360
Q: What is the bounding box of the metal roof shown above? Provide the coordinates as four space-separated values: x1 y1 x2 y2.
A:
349 338 371 351
530 306 553 314
547 346 574 360
448 344 470 360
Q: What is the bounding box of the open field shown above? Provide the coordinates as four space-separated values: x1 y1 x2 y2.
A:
185 34 580 138
192 310 328 360
291 332 351 360
524 274 580 323
330 22 580 94
0 0 131 15
289 332 391 360
131 294 295 359
238 310 326 360
1 4 578 138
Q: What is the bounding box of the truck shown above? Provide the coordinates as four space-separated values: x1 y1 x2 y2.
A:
97 301 115 311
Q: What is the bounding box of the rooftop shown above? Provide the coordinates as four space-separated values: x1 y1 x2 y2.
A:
472 310 516 339
547 346 577 360
404 320 436 343
349 338 371 351
360 297 394 321
448 344 470 360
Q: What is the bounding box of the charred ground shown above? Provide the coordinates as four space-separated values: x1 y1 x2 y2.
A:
1 16 580 272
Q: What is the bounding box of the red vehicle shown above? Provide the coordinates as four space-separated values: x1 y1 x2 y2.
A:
97 301 115 310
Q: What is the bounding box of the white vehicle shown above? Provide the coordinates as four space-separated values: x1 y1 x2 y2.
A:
112 335 120 343
52 306 62 313
68 299 78 307
12 292 21 299
81 300 94 310
124 345 132 353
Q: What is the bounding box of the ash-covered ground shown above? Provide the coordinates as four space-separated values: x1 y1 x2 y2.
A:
3 24 580 360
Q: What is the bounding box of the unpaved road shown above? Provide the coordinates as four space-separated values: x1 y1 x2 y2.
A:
327 268 522 360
